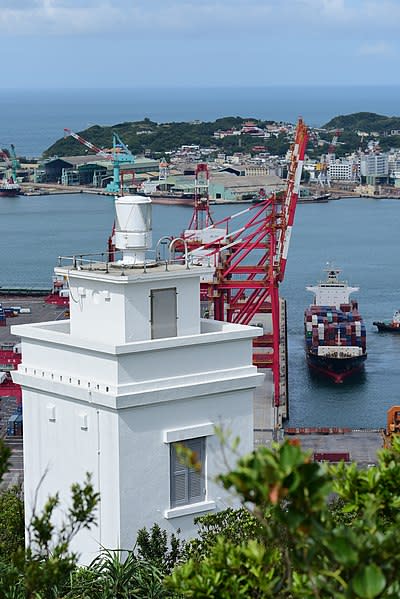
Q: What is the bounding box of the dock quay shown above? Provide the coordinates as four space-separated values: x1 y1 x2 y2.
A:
19 182 400 202
0 287 50 297
289 430 383 468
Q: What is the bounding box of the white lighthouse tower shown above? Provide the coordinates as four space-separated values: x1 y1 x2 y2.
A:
12 196 264 563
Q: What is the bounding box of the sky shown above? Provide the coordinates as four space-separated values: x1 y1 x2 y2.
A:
1 0 400 88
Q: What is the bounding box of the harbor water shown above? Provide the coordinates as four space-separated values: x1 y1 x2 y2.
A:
0 194 399 429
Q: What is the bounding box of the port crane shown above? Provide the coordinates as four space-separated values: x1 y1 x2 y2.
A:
65 120 308 414
175 119 309 411
63 129 135 193
317 130 341 188
188 163 213 230
0 144 20 183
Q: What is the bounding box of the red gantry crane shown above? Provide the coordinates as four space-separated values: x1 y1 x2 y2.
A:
60 120 309 412
188 163 213 230
179 119 309 409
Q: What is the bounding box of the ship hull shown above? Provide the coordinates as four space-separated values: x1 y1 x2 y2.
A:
306 351 367 383
373 321 400 333
298 193 331 204
0 188 20 197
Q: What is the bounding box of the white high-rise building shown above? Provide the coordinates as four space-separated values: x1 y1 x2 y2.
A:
360 154 389 177
12 196 264 564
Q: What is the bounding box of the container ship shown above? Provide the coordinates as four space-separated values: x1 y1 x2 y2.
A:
304 267 367 383
373 310 400 332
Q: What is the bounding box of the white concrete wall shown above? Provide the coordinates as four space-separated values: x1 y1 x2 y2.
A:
124 276 201 342
19 339 118 392
67 269 202 345
117 389 254 545
116 338 254 387
13 321 256 397
69 279 127 345
22 389 121 563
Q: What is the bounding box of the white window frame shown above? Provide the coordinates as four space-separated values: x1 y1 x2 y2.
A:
163 423 216 519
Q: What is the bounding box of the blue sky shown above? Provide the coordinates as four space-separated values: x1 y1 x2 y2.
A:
2 0 399 88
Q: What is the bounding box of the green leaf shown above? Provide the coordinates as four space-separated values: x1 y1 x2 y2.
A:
352 564 386 598
328 537 358 566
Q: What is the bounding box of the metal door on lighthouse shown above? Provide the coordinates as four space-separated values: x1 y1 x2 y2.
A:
150 288 178 339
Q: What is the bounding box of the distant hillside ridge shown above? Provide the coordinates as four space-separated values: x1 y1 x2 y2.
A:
324 112 400 133
43 116 287 159
43 112 400 161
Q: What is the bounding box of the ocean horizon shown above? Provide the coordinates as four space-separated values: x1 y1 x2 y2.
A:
2 84 400 158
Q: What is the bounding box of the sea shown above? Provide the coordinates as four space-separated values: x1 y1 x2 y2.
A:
2 85 400 158
1 84 400 430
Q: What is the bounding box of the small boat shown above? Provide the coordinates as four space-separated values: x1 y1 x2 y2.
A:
298 192 331 204
312 192 331 202
373 310 400 332
0 179 21 197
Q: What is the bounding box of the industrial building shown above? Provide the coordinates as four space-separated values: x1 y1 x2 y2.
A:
209 172 284 201
37 155 160 187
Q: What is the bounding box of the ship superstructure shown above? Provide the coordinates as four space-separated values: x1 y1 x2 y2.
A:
304 266 367 383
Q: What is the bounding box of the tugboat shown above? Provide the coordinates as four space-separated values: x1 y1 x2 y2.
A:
304 266 367 383
373 310 400 332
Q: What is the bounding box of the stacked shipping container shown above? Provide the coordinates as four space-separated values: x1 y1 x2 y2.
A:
304 302 367 354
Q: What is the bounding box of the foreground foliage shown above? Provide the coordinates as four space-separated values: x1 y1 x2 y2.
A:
1 434 400 597
168 437 400 598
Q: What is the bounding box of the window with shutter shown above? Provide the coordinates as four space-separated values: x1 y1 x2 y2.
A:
170 437 205 508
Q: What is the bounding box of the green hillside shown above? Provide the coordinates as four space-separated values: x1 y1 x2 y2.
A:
43 112 400 161
42 116 289 159
323 112 400 133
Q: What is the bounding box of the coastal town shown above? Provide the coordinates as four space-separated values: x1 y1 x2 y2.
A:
2 113 400 201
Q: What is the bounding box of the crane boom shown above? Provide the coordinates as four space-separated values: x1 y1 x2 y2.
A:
113 132 132 156
63 128 111 159
275 118 308 282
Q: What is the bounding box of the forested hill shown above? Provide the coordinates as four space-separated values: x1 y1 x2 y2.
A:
323 112 400 133
43 112 400 160
43 116 288 159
